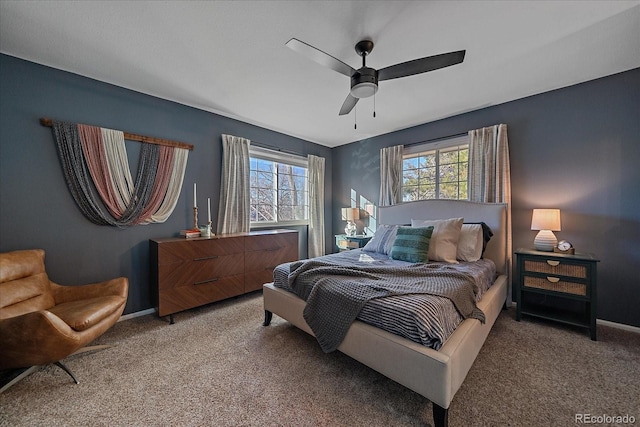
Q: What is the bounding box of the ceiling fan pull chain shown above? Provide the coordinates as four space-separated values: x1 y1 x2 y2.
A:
354 104 357 129
354 107 357 129
373 92 376 118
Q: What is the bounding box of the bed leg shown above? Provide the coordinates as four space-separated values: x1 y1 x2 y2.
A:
433 403 449 427
263 310 273 326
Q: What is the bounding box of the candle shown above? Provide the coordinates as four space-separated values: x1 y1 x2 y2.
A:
207 198 211 223
193 183 197 208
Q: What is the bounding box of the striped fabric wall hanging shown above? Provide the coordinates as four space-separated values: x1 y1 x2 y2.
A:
47 119 191 227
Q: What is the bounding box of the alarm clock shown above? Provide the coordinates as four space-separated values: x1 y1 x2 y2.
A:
554 240 575 254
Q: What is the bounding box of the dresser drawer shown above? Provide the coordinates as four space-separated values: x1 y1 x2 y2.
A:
158 275 244 316
157 253 245 290
245 245 297 272
523 259 587 278
244 232 297 252
157 237 245 264
523 275 587 296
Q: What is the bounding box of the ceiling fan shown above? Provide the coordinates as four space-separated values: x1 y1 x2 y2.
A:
286 38 466 116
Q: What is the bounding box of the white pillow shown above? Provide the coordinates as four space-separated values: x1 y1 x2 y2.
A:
410 217 463 263
362 224 399 255
457 224 483 262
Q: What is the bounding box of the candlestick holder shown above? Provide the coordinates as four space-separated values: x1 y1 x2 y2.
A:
193 206 198 230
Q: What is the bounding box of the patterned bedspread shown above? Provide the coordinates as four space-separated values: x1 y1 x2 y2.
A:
273 250 496 351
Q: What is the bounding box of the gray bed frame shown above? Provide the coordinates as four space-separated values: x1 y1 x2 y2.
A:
263 200 508 427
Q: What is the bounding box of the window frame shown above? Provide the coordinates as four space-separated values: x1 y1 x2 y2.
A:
249 146 309 228
402 134 470 202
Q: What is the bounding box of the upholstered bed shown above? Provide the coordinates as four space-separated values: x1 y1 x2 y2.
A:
262 200 508 427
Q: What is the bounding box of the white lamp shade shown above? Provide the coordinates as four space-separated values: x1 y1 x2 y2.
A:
531 208 560 251
531 209 561 231
341 208 360 221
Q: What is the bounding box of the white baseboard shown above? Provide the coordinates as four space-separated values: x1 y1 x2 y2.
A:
118 308 156 322
596 318 640 334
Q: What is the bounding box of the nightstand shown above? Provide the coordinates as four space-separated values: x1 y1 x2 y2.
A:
515 248 599 340
335 234 372 252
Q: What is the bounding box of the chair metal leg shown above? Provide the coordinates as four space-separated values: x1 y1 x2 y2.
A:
71 345 112 355
0 366 40 394
0 344 114 393
53 361 79 384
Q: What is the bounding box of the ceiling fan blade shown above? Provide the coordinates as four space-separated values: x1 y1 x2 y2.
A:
378 50 466 81
286 38 356 77
339 93 359 116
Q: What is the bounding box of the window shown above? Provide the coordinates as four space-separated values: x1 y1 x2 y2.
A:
249 146 308 226
402 135 469 202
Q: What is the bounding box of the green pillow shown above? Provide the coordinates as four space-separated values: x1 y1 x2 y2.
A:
390 226 434 263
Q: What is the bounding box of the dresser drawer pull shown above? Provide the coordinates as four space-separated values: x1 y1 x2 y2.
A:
546 276 560 283
194 278 219 285
194 255 218 261
264 247 280 252
546 260 560 267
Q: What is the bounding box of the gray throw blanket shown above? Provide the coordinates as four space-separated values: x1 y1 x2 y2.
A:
287 259 486 353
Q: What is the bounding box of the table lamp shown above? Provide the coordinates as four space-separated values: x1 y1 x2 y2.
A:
342 207 360 237
531 209 561 251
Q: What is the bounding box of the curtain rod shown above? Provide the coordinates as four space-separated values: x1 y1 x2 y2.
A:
40 118 194 151
250 140 306 158
404 131 468 148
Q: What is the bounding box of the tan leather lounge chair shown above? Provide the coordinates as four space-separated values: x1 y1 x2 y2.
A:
0 249 128 392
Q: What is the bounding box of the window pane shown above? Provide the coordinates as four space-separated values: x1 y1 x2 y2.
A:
439 149 459 165
257 170 273 187
419 184 436 200
419 154 436 168
402 185 419 202
439 183 459 199
403 157 419 169
421 167 436 181
256 159 273 172
459 162 468 181
459 181 468 199
439 164 458 183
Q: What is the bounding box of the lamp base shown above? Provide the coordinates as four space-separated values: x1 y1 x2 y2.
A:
345 221 357 237
534 230 557 252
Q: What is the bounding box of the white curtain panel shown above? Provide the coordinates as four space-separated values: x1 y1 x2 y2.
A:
217 134 250 234
379 144 404 206
469 124 512 303
308 155 325 258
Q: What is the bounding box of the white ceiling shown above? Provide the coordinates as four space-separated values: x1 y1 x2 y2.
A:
1 1 638 148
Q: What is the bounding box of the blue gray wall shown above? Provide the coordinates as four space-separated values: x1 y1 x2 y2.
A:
2 53 638 328
0 54 332 314
332 67 640 328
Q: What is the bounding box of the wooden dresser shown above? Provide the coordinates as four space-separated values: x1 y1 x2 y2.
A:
150 229 298 322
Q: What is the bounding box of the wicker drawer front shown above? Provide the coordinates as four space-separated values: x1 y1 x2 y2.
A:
524 259 587 278
523 276 587 296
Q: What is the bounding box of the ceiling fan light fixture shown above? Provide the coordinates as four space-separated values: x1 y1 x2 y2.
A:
350 82 378 98
350 66 378 99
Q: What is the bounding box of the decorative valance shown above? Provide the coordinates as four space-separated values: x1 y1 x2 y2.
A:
45 119 190 227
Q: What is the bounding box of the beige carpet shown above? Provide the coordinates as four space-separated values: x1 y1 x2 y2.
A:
1 292 638 427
